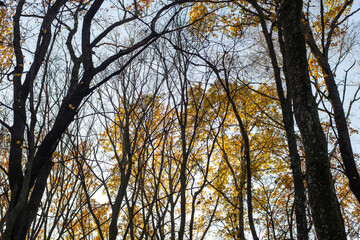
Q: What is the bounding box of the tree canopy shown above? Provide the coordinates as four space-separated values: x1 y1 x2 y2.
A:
0 0 360 239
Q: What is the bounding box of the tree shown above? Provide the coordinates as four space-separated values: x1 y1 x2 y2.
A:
2 0 193 239
188 1 309 238
246 1 309 238
279 0 346 238
301 0 360 203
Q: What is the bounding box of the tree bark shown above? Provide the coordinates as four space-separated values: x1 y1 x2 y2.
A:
279 0 346 239
302 16 360 203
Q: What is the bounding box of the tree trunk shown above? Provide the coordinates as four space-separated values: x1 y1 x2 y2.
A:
247 1 309 238
225 87 259 240
279 0 346 239
302 17 360 203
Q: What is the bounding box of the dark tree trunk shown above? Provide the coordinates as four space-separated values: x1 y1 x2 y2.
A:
238 172 246 240
247 1 309 239
279 0 346 239
302 16 360 203
278 26 309 240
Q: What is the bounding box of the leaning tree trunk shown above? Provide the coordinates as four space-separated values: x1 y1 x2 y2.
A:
302 16 360 203
279 0 346 239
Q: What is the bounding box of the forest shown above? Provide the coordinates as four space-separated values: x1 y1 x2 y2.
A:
0 0 359 239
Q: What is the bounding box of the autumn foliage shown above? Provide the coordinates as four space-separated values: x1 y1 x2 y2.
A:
0 0 359 239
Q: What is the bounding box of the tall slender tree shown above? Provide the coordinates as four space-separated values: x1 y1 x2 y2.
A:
279 0 346 239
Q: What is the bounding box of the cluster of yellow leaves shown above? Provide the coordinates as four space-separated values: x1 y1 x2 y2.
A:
189 2 218 38
308 57 330 93
308 58 322 79
189 80 289 238
188 0 271 39
0 7 13 75
125 0 154 14
311 0 352 47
